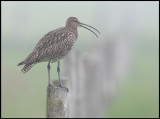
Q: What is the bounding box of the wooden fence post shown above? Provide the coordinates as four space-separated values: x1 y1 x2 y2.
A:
46 79 68 118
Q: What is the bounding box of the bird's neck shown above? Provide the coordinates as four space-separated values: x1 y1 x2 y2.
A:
64 25 78 35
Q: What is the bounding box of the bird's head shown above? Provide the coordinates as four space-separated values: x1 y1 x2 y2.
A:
65 17 100 37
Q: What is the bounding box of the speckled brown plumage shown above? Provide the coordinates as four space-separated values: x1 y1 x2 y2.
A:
18 24 77 73
18 17 100 86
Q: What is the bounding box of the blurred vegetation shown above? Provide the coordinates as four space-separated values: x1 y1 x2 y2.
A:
106 39 159 118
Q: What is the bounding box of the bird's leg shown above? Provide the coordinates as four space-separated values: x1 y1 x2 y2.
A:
57 61 63 87
47 61 51 85
57 61 69 92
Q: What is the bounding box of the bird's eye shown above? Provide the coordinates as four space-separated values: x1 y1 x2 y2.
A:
73 19 77 22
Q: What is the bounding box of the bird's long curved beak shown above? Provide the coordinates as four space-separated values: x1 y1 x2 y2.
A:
79 23 100 38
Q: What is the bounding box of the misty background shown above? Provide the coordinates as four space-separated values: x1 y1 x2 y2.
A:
2 1 159 118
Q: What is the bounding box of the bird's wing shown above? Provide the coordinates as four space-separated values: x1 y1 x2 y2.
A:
33 27 63 50
23 27 73 64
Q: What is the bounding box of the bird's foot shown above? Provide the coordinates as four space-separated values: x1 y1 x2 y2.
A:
48 82 52 86
59 84 69 92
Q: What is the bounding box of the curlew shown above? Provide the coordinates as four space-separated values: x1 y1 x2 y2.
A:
17 17 100 87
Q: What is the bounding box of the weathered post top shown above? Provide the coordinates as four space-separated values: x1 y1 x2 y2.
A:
46 79 68 118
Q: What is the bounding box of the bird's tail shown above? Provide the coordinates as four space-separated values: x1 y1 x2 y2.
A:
17 61 24 66
21 63 35 73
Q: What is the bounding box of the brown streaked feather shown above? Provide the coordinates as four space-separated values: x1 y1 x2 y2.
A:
18 24 77 73
21 63 35 73
22 27 76 65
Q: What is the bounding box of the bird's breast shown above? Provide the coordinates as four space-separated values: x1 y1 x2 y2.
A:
49 32 77 62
